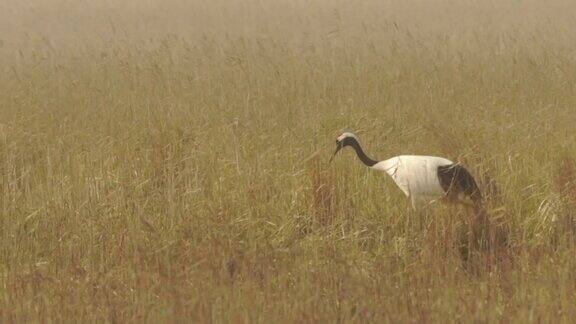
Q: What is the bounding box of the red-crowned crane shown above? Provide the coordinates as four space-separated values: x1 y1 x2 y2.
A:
330 132 483 210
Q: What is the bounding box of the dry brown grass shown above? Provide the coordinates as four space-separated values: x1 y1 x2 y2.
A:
1 0 576 322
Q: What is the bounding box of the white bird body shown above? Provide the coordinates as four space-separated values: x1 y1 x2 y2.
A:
373 155 454 206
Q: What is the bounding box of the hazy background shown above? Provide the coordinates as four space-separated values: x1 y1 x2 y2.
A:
1 0 576 322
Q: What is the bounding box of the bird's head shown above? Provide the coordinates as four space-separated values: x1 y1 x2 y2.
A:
330 132 358 162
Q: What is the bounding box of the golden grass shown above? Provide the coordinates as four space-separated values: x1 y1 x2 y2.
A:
1 0 576 322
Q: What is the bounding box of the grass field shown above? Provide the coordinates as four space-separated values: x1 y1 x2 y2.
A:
1 0 576 322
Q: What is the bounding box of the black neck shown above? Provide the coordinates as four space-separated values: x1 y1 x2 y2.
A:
349 139 378 167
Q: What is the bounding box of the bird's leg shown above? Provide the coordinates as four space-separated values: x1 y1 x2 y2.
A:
410 196 427 231
404 197 413 233
419 205 431 232
471 202 490 250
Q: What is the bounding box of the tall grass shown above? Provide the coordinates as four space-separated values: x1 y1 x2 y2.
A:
1 0 576 322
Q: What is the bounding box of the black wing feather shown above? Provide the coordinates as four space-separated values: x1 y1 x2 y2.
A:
437 164 482 202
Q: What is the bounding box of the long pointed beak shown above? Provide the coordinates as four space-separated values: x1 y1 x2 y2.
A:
329 146 341 163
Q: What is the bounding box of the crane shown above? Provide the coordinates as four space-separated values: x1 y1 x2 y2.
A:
330 132 483 210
